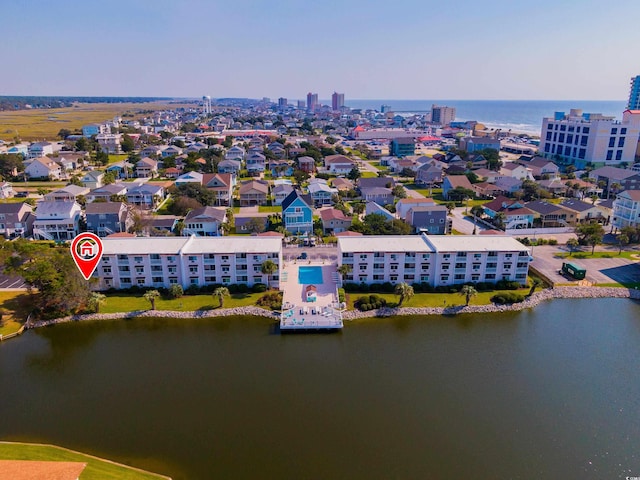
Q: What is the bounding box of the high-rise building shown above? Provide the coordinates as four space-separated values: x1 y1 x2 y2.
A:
306 92 318 112
381 105 392 113
431 105 456 126
539 108 640 168
278 97 288 109
332 92 345 111
297 100 306 109
628 76 640 110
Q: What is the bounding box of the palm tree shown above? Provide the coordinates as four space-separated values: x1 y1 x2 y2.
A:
89 292 107 313
143 290 160 310
213 287 230 308
459 285 478 306
394 282 414 307
528 278 542 297
566 238 579 256
618 233 629 254
337 264 352 277
261 259 278 287
493 212 506 230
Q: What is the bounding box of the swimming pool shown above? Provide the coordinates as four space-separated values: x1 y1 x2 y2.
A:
298 266 323 284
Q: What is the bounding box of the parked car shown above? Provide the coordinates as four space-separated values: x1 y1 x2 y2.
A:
298 252 308 260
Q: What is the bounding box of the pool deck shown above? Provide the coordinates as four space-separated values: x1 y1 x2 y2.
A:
279 262 343 331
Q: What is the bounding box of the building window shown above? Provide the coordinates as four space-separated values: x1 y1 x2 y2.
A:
606 150 613 161
612 128 618 135
621 128 627 134
121 277 131 284
618 137 625 148
583 127 589 134
609 137 616 148
578 148 586 159
152 276 163 283
616 150 623 161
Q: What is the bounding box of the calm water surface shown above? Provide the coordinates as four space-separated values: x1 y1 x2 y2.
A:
1 299 639 480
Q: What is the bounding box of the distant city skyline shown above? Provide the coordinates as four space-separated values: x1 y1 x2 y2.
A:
3 0 640 100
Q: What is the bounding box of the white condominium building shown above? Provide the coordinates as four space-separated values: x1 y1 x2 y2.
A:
539 109 640 168
337 234 530 286
97 236 282 290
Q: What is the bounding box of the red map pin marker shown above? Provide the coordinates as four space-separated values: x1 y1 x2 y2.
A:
70 232 104 280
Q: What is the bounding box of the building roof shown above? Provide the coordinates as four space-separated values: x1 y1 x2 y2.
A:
559 198 598 212
85 201 126 214
396 198 436 208
319 208 349 222
238 180 269 195
525 200 574 215
324 154 355 165
35 200 79 217
444 175 473 189
424 234 529 252
338 235 434 253
334 230 363 236
106 232 136 238
51 185 90 196
618 189 640 201
358 176 395 189
591 166 637 181
184 206 226 223
281 190 312 211
0 202 32 214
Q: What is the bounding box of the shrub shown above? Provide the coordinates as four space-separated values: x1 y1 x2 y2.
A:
235 283 250 294
491 292 525 305
338 288 345 303
495 280 520 290
355 294 387 311
252 283 267 293
166 284 184 299
548 239 558 245
256 291 283 310
343 282 360 293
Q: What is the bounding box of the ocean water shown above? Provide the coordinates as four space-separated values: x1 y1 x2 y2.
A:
341 99 627 135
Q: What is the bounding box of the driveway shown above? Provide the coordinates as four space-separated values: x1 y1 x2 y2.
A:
449 208 490 234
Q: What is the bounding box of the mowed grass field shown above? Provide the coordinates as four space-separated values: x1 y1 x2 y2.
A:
0 101 194 141
0 442 170 480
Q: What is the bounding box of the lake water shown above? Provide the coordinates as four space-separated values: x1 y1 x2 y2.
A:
1 298 639 480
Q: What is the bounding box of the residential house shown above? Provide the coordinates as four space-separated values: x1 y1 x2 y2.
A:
106 161 133 179
390 137 415 157
266 142 286 158
183 206 227 236
360 186 394 205
136 158 158 178
269 159 293 177
0 182 15 199
86 183 128 203
416 164 443 185
538 178 568 195
308 178 338 206
472 182 502 199
202 173 233 206
297 156 316 173
161 145 183 158
442 175 474 200
33 201 82 240
273 183 294 205
246 152 266 173
500 163 534 181
331 177 354 192
43 185 90 202
28 142 54 159
217 159 242 175
81 170 105 189
459 136 500 152
96 133 122 154
395 198 437 219
560 198 609 224
405 206 450 234
324 154 356 174
483 196 536 230
164 167 180 179
591 166 638 196
225 145 246 161
0 202 34 238
365 201 395 220
85 202 132 237
238 180 269 207
282 190 313 234
126 184 165 209
517 156 560 178
174 171 203 186
319 208 352 234
494 176 523 195
25 157 62 180
613 190 640 229
525 200 577 228
234 213 269 234
472 168 501 183
55 151 90 171
140 145 164 158
149 216 179 234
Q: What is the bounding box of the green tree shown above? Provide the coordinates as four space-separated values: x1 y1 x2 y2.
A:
261 259 278 286
459 285 478 306
618 233 629 254
575 222 605 254
394 282 414 307
347 166 361 181
0 153 25 179
566 238 580 256
337 264 352 277
470 205 485 220
246 217 266 234
95 149 109 166
143 290 160 310
447 186 475 203
392 185 407 199
89 292 107 313
213 287 230 308
352 202 365 215
121 134 135 152
57 128 72 140
103 171 116 185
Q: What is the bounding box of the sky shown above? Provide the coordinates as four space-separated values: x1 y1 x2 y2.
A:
3 0 640 100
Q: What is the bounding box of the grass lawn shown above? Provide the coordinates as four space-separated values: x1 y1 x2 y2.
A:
13 181 67 188
101 292 264 313
346 289 531 310
596 282 640 289
0 441 169 480
154 197 173 215
258 205 281 213
108 154 129 164
555 251 639 260
360 171 377 178
0 291 33 336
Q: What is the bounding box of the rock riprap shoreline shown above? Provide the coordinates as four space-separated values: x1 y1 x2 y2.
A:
27 287 640 328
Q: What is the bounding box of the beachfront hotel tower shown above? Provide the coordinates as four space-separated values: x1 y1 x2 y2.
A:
431 105 456 126
306 92 318 112
332 92 344 111
628 75 640 110
539 109 640 168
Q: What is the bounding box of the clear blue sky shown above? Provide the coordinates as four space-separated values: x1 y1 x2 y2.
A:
3 0 640 100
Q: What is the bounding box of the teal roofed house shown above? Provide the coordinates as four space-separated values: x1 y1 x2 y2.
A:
282 190 313 234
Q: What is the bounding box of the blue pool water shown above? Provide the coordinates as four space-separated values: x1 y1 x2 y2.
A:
298 266 323 284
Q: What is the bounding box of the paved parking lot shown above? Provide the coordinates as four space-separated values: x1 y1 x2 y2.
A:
531 245 640 285
0 273 27 289
283 245 338 263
